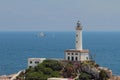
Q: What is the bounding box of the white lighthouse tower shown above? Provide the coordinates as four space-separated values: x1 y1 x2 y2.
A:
76 21 82 50
64 21 89 61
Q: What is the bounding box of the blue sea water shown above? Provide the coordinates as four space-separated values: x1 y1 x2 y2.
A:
0 31 120 75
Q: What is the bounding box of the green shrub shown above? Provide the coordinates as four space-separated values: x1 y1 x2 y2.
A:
42 60 63 71
79 72 92 80
25 60 63 80
99 70 108 80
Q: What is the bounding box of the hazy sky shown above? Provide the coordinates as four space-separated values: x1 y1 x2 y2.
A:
0 0 120 31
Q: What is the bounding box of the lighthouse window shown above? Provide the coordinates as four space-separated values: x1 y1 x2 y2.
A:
68 53 70 55
86 57 89 60
29 66 32 68
75 57 78 61
35 61 39 64
71 56 74 61
30 61 32 64
75 53 78 55
68 56 70 60
76 41 78 43
76 34 78 37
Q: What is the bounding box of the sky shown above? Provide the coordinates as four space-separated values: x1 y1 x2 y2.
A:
0 0 120 31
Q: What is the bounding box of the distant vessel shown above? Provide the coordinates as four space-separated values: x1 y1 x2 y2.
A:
37 32 46 37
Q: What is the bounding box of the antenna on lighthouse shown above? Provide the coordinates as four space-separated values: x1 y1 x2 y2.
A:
76 20 82 30
77 20 80 27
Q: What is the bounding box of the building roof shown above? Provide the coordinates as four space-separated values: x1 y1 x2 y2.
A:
65 49 89 53
28 58 46 61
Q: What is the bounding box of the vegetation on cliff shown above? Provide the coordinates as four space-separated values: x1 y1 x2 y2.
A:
25 60 63 80
18 60 109 80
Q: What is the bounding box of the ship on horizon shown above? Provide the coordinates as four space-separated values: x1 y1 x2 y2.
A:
36 32 46 37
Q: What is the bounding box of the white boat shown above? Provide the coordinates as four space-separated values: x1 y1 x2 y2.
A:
37 32 46 37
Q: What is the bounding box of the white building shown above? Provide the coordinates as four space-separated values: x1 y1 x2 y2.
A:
28 58 46 68
64 21 89 61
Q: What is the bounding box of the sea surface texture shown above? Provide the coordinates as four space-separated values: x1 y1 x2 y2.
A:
0 31 120 75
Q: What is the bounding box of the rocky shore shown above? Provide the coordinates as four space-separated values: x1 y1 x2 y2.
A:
0 74 15 80
109 76 120 80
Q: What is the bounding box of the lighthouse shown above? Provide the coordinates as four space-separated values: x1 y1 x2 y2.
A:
64 21 89 61
76 21 82 50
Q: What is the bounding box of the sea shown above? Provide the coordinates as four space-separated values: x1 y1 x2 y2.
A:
0 31 120 75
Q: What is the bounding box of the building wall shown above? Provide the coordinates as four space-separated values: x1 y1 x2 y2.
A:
28 58 46 68
76 29 82 50
65 52 79 61
65 52 89 61
80 53 89 61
